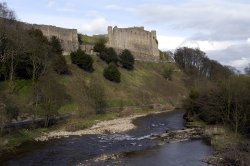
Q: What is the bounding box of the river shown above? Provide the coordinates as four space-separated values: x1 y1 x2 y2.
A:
1 109 213 166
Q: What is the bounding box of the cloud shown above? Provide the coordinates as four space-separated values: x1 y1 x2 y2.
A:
179 40 236 51
207 42 250 70
229 57 249 68
104 4 135 13
55 8 79 13
158 35 185 50
47 1 55 8
138 0 250 41
158 35 236 52
79 17 109 34
105 4 121 10
46 0 81 14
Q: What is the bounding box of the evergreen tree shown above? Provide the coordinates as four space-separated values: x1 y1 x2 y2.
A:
119 49 135 70
103 63 121 83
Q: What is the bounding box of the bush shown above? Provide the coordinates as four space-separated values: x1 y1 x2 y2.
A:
15 54 33 79
50 36 63 55
99 47 118 64
52 55 69 74
119 49 134 70
162 65 175 80
71 49 93 72
103 63 121 83
94 41 106 53
6 104 19 121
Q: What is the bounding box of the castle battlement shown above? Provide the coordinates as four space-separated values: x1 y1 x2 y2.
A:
107 26 159 60
16 20 160 60
20 22 79 55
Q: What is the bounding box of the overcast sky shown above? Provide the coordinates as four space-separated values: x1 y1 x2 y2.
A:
5 0 250 71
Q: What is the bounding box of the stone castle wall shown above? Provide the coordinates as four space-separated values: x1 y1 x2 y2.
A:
21 23 79 55
80 44 95 55
11 20 160 60
107 26 160 60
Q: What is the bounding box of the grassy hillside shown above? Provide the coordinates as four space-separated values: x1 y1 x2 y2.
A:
58 55 188 113
0 55 188 124
0 55 189 151
79 34 108 45
0 55 189 120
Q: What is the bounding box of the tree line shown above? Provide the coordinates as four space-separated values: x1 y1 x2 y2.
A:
174 47 234 80
175 47 250 137
0 2 69 129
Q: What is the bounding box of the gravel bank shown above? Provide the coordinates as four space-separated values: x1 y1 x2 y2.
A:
35 112 167 141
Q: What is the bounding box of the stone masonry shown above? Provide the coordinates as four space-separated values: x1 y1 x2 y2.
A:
107 26 160 61
20 22 79 55
20 21 160 60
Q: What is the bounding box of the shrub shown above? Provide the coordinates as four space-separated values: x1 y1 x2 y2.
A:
105 47 118 64
70 50 80 64
189 89 199 100
15 54 33 79
99 47 118 64
94 41 106 53
50 36 63 55
6 104 19 121
52 55 69 74
119 49 134 70
71 49 93 72
99 51 108 62
103 63 121 83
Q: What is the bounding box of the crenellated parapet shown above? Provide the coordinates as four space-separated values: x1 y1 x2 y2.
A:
107 26 160 60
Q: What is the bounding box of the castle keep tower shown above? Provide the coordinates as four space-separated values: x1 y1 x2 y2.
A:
107 26 160 61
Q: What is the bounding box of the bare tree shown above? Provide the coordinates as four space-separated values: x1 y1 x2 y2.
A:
0 2 16 20
244 63 250 75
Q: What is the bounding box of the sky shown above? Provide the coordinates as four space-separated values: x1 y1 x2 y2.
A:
4 0 250 71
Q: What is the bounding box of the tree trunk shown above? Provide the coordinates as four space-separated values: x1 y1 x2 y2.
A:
9 51 14 81
32 58 36 82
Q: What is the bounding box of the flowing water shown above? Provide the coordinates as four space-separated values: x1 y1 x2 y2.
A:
1 109 213 166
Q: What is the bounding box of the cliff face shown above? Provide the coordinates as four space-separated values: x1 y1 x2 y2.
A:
107 26 160 61
21 23 79 55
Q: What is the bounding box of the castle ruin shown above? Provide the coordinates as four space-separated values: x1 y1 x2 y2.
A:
32 24 79 55
107 26 160 61
21 22 160 60
20 22 79 55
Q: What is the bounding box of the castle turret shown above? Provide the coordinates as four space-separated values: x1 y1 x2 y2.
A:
151 30 156 38
108 26 112 35
107 26 113 46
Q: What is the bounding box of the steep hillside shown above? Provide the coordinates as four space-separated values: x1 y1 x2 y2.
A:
0 55 189 151
0 55 188 119
58 55 188 115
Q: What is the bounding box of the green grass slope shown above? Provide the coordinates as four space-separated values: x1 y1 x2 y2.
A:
0 55 189 151
58 55 188 115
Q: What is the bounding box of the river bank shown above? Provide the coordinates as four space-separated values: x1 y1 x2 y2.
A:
0 108 173 157
35 111 169 142
1 109 215 166
186 120 250 166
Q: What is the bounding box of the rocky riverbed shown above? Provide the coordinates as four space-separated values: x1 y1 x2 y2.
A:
1 109 214 166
